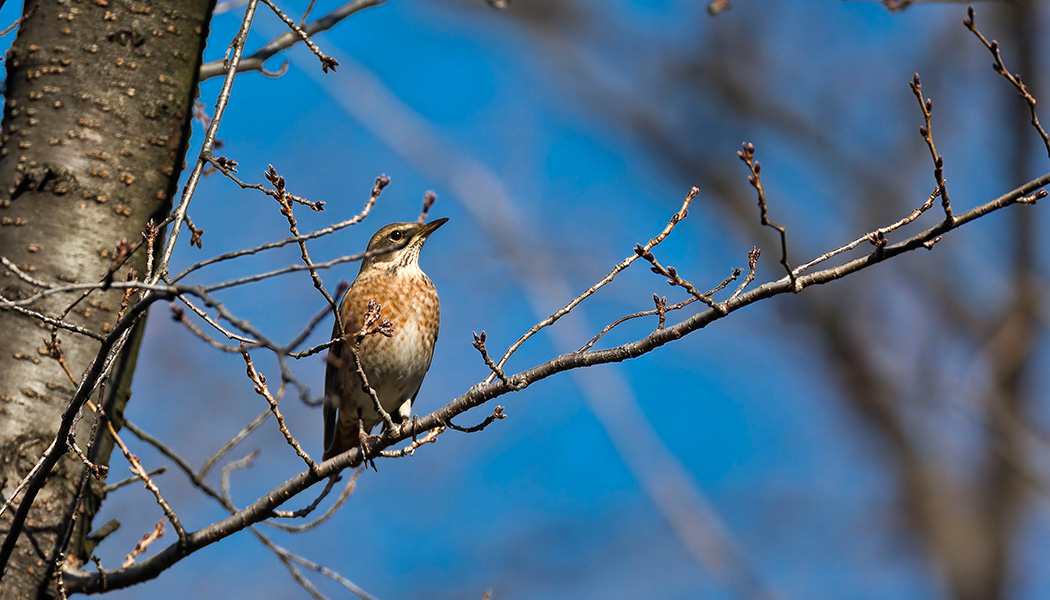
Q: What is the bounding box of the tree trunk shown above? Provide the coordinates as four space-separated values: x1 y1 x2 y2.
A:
0 1 213 597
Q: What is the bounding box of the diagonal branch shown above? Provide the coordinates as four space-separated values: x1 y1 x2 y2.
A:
62 170 1050 594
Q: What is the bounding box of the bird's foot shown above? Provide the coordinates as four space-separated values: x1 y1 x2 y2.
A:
357 420 379 472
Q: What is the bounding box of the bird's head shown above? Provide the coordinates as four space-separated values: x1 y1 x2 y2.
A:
359 218 448 273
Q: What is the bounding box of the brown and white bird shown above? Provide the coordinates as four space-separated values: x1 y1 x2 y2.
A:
323 218 447 461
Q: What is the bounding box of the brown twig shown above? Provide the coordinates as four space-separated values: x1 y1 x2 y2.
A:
263 165 343 341
738 142 796 286
445 406 507 434
418 191 437 223
578 296 700 353
103 468 167 494
260 0 340 72
241 351 317 471
270 470 360 531
170 302 244 352
220 451 260 506
909 75 955 221
964 6 1050 158
731 247 762 299
379 426 445 457
155 0 260 276
793 186 940 276
633 245 730 315
122 521 165 568
284 282 348 354
62 170 1050 594
199 0 387 81
347 300 398 434
471 331 518 387
200 410 270 479
487 187 697 383
173 173 385 284
0 1 38 38
184 215 205 249
92 400 186 543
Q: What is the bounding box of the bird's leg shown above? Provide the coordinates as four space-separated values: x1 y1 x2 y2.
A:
357 415 378 472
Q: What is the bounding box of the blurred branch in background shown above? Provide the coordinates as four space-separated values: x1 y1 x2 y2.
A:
2 1 1048 599
269 19 779 598
492 1 1048 599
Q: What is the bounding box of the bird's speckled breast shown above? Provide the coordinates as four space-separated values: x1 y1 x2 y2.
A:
334 265 439 426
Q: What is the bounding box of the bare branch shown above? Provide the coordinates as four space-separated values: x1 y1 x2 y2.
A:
156 0 260 278
379 426 445 458
199 0 388 81
964 6 1050 157
738 142 796 286
910 74 955 221
731 247 762 299
471 331 517 387
793 186 940 276
578 296 699 353
123 521 166 568
241 351 318 471
103 468 167 494
347 301 398 434
62 170 1050 593
444 406 507 434
260 0 339 73
487 186 696 383
200 410 270 479
633 245 730 315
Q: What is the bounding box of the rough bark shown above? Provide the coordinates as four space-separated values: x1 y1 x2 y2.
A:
0 1 213 598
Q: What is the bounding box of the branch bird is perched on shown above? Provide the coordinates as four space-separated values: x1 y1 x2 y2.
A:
323 218 448 461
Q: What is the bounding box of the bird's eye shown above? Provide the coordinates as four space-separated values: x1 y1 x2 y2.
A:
389 230 404 241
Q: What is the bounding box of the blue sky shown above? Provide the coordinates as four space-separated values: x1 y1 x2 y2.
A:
6 0 1048 598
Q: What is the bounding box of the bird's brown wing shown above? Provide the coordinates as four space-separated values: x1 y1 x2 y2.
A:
322 318 346 461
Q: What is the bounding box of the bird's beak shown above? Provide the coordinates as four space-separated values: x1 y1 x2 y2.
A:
416 217 449 239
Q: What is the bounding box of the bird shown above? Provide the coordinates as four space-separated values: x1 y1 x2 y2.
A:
323 218 447 461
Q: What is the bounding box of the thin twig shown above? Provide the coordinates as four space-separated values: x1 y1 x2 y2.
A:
731 247 762 299
471 331 516 387
170 174 387 283
964 6 1050 157
220 451 259 505
633 245 731 315
265 166 338 319
122 521 165 568
170 302 245 352
0 295 105 341
155 0 260 278
103 468 167 494
792 186 939 276
61 172 1050 594
89 399 187 542
445 406 506 434
418 191 437 223
260 0 340 72
487 187 696 383
738 142 797 286
0 1 38 38
199 0 388 80
199 409 270 479
909 75 955 221
241 351 317 471
379 426 445 458
578 296 699 353
269 470 360 532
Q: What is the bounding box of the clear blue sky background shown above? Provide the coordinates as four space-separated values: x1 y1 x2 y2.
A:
5 1 1048 598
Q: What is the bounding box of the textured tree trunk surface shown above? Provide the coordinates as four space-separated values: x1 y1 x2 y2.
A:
0 1 212 597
